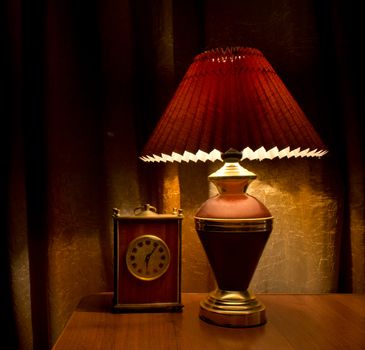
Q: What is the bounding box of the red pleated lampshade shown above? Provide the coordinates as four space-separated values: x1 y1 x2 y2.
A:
141 47 327 162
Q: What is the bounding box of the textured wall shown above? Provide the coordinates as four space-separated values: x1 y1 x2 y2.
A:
249 158 341 293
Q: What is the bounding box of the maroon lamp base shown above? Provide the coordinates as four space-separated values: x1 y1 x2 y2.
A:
194 149 273 327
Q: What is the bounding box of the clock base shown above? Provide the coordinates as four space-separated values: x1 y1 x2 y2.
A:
199 289 266 327
113 302 183 313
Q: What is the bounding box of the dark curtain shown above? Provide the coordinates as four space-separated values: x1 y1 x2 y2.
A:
2 0 363 348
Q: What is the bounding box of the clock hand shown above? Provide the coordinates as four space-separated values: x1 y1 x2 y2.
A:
144 246 157 270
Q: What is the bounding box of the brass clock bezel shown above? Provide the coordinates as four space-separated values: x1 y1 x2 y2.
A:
125 234 171 281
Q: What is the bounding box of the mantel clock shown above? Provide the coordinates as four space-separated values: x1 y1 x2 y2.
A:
113 204 183 312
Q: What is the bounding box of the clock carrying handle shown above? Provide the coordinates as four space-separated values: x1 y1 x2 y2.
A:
134 204 158 216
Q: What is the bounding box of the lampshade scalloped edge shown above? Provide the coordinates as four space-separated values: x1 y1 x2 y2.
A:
140 147 328 163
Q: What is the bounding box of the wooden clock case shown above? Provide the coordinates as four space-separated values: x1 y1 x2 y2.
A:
112 205 183 312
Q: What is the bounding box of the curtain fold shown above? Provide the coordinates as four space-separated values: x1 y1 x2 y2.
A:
2 0 364 348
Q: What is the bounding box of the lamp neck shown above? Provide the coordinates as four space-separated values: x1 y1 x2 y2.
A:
208 161 257 194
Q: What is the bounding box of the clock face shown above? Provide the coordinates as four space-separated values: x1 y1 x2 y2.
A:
126 235 171 281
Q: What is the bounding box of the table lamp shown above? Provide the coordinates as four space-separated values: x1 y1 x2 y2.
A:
140 47 327 327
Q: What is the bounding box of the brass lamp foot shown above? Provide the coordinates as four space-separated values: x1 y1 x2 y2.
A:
199 289 266 327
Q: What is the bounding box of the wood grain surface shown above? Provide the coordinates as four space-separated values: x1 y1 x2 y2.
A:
52 293 365 350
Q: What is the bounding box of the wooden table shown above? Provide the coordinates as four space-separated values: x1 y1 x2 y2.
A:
52 292 365 350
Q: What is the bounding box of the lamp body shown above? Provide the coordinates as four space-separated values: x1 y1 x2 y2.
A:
195 159 273 327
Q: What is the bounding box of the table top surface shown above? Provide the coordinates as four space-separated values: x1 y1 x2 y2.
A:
53 292 365 350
